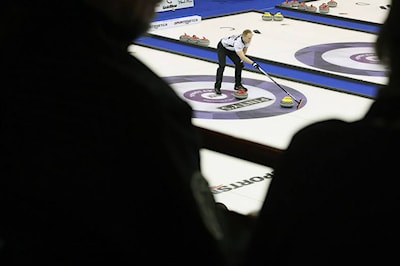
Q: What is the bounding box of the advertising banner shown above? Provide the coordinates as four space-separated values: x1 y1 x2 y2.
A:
155 0 195 13
149 15 201 31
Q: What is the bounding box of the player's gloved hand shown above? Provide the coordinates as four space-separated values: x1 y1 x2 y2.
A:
252 62 260 68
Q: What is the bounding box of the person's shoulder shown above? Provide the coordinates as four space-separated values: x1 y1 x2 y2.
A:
287 119 355 148
297 119 352 134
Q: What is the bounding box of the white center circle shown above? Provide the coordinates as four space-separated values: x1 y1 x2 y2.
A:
322 47 386 71
171 81 276 112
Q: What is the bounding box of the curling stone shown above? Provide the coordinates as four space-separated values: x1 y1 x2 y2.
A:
280 96 294 108
262 12 273 21
273 12 284 21
179 33 191 42
319 3 330 13
234 88 248 100
290 0 299 8
197 37 210 47
187 35 200 44
281 0 292 7
306 4 317 12
327 0 338 7
297 2 307 10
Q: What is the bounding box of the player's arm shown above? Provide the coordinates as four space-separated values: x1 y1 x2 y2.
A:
236 49 254 65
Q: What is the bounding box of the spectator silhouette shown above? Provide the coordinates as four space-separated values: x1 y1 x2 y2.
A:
244 1 400 265
0 0 232 264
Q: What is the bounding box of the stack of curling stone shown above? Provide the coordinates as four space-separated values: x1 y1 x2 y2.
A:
179 34 210 47
280 96 295 108
262 12 273 21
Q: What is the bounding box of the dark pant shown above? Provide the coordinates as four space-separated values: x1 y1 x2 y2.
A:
215 41 243 89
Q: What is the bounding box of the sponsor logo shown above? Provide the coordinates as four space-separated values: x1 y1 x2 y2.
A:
210 172 273 194
149 15 201 31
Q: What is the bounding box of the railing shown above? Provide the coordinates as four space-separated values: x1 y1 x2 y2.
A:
195 126 282 168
